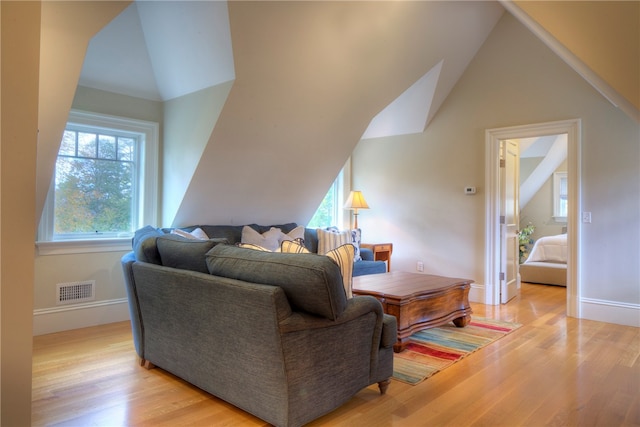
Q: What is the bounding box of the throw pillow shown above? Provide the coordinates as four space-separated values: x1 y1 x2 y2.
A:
349 228 363 262
241 226 283 252
325 244 355 298
171 227 209 240
280 239 311 254
237 242 274 252
317 227 350 254
281 225 306 243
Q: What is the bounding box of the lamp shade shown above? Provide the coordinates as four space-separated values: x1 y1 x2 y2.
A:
344 191 369 210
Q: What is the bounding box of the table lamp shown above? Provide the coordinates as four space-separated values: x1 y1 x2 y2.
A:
344 190 369 229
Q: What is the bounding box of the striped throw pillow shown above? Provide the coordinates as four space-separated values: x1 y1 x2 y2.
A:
317 227 350 254
325 244 355 298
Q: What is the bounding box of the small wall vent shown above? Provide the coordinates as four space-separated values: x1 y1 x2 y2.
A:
56 280 95 305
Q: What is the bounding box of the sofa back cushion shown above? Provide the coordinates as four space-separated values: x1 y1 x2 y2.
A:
205 244 348 320
133 225 164 264
156 235 227 273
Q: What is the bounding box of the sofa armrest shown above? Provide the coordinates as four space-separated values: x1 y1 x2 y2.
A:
360 247 375 261
278 295 383 334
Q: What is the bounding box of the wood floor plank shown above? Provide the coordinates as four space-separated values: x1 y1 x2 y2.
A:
32 283 640 426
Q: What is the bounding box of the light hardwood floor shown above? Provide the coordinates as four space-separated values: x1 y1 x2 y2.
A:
32 283 639 426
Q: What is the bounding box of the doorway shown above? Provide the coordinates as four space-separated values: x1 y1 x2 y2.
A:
484 119 581 318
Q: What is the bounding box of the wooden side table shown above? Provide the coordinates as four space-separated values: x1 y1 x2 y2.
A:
361 243 393 272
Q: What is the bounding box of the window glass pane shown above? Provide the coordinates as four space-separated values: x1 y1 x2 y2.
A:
78 132 97 158
60 130 76 156
308 183 336 228
98 135 117 159
118 137 135 161
53 156 134 234
560 177 567 195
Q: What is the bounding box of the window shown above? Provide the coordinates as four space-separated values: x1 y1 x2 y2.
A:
38 111 158 251
307 170 345 228
553 171 567 221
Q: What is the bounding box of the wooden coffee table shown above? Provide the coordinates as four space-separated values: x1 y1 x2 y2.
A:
353 271 473 352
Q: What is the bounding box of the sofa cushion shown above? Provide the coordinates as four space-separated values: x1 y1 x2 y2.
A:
132 225 164 264
282 240 355 297
205 244 348 320
156 235 227 273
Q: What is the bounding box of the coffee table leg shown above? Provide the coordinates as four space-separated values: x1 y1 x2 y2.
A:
453 314 471 327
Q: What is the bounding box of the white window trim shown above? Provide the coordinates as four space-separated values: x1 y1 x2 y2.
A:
553 171 568 222
37 110 158 255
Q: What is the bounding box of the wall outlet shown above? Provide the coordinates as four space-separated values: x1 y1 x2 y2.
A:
582 211 592 223
417 261 424 272
464 186 476 195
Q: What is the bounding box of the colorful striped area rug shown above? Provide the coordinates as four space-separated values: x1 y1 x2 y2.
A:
392 317 522 385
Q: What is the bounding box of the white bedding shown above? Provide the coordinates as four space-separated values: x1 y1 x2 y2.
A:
525 233 567 264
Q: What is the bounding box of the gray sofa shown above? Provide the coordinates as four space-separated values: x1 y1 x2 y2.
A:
172 223 387 276
121 226 396 427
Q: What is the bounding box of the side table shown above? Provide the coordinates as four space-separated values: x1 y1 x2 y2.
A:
361 243 393 272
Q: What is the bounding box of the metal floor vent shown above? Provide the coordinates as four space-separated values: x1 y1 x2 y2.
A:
56 280 95 305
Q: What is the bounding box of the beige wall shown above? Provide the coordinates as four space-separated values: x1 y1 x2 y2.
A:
352 13 639 313
1 2 40 424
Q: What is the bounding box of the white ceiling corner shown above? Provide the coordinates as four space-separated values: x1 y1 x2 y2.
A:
361 60 444 140
78 1 235 102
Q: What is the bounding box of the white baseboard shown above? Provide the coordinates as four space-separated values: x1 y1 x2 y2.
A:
580 297 640 327
469 283 487 304
33 298 130 336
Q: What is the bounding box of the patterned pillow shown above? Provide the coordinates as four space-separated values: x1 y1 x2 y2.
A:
283 239 354 298
349 228 362 262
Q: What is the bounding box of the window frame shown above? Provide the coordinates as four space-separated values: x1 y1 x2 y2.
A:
37 110 158 255
553 171 568 222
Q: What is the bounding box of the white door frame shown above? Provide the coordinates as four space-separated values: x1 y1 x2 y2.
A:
484 119 581 318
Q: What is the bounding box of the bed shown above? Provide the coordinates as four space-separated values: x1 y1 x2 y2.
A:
519 233 567 286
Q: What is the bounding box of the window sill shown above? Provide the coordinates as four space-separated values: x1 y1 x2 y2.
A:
36 238 132 256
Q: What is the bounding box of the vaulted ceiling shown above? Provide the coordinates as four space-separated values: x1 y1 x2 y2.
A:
79 1 639 136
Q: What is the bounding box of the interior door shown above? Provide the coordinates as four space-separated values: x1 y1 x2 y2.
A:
500 140 520 303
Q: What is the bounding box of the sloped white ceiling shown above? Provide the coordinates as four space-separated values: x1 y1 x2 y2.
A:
78 1 503 135
79 1 235 101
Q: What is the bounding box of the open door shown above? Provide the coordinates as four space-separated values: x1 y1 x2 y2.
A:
500 139 520 303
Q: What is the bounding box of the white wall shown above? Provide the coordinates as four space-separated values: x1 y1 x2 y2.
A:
32 86 163 335
352 13 640 325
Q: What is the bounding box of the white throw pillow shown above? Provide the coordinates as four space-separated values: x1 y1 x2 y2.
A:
281 225 306 243
241 226 283 252
171 227 209 240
